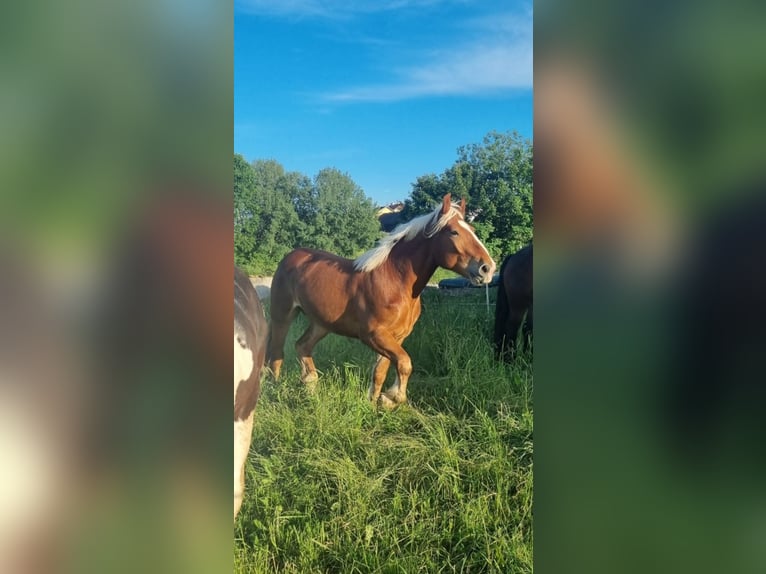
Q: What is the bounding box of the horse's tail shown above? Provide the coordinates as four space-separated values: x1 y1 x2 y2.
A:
265 324 274 367
493 254 512 357
265 263 284 365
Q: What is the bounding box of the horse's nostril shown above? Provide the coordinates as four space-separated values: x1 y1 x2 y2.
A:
480 264 490 275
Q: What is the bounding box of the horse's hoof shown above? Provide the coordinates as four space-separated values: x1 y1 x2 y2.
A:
301 373 318 393
378 394 397 410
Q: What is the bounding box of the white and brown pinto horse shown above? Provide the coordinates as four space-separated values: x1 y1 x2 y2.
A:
268 194 496 408
234 266 267 520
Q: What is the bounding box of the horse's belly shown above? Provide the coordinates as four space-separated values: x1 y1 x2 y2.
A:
317 314 361 339
293 268 414 340
296 292 361 338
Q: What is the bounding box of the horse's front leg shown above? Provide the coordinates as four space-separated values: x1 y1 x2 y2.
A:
382 361 411 407
234 410 254 519
368 354 391 403
364 331 412 409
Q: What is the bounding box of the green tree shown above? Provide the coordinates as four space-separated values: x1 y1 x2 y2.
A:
248 160 305 272
401 131 533 258
453 130 533 255
234 156 305 274
303 168 380 257
234 154 260 269
234 157 380 274
400 173 449 221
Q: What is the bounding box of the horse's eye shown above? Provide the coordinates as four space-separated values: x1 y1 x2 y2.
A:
450 230 459 236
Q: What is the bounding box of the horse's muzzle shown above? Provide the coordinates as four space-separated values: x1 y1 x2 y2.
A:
468 259 496 285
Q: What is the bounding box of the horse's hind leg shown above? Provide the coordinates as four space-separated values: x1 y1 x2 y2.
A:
522 304 533 350
268 299 298 381
502 304 527 361
494 294 510 360
295 321 328 388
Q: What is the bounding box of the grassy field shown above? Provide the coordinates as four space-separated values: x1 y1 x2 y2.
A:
234 287 533 573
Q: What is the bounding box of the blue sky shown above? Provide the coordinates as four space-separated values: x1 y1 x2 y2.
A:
235 0 532 206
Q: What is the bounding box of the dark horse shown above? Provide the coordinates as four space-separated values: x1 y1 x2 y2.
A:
268 194 496 408
234 266 267 519
494 244 533 360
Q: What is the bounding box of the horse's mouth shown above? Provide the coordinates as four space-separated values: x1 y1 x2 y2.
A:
465 260 495 286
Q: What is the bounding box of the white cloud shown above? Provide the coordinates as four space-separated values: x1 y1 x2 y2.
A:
236 0 532 101
324 11 532 102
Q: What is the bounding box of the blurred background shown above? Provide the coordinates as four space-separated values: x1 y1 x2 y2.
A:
535 0 766 573
0 0 232 572
3 0 766 572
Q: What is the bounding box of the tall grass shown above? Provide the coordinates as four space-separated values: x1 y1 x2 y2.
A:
235 288 532 573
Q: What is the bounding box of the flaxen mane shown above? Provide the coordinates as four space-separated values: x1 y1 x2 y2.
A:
354 204 463 272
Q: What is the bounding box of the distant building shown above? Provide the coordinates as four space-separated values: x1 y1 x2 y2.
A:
375 202 404 217
376 202 405 232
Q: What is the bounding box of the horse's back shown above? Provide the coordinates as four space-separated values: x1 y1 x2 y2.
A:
275 248 355 280
234 266 266 420
271 248 359 328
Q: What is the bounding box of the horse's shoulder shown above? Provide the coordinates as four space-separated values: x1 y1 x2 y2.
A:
375 280 415 311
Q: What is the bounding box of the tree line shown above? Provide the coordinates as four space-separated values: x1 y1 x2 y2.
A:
235 130 532 275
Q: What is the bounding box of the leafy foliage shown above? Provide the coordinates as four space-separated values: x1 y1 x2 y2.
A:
401 131 533 258
235 130 532 275
300 168 381 256
234 156 380 275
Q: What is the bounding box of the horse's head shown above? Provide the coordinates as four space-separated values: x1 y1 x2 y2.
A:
428 194 496 285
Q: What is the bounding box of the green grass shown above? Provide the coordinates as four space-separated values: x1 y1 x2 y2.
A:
428 267 461 285
235 288 532 573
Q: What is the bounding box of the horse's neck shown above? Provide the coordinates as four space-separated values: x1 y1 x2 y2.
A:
382 236 438 298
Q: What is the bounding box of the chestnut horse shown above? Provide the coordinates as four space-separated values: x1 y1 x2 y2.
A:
268 194 496 408
494 245 533 361
234 266 267 519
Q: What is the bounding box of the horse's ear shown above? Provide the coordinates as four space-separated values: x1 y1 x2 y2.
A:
459 197 466 215
441 194 452 215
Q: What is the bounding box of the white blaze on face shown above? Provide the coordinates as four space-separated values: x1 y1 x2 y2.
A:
458 219 495 271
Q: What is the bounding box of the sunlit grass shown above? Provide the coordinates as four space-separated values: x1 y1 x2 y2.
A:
235 288 532 573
